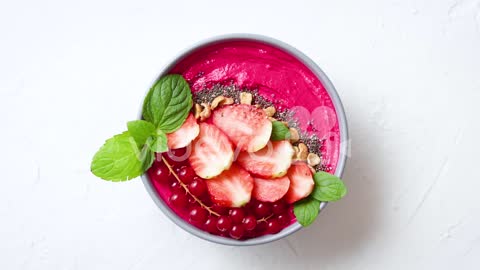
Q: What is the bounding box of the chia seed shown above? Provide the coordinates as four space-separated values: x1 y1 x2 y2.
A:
193 84 326 171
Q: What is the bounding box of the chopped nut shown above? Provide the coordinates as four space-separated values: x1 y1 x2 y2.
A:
281 121 289 127
211 95 234 109
194 103 202 119
199 103 211 121
254 104 261 108
289 128 300 143
224 97 234 105
211 96 226 109
264 106 276 117
307 153 321 166
296 143 309 160
240 92 253 105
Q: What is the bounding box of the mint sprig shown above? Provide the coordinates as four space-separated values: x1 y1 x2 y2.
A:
142 74 193 133
293 171 347 226
312 171 347 202
91 74 193 181
293 197 320 226
149 130 168 153
91 132 152 181
127 120 155 147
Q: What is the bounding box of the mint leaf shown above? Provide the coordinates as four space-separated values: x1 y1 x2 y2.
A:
91 132 151 181
142 74 193 133
294 197 321 226
270 121 290 141
312 171 347 201
149 130 168 153
142 145 155 171
127 120 155 147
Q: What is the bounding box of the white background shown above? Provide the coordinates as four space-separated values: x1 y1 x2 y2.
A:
1 0 480 269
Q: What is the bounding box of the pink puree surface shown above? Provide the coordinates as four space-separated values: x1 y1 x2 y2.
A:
150 40 341 235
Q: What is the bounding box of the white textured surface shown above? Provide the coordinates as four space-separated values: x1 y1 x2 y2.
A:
1 0 480 269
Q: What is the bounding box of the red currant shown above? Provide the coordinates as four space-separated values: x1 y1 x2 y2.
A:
242 215 257 231
253 202 272 218
267 219 281 234
169 191 187 208
170 180 182 191
277 214 290 226
229 225 245 239
229 208 245 224
188 178 207 197
151 163 170 183
163 148 188 165
177 166 196 184
216 216 233 232
204 216 219 234
272 200 287 215
211 205 229 216
255 221 267 234
189 206 207 223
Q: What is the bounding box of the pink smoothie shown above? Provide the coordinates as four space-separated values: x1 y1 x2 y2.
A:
149 39 341 239
170 40 340 171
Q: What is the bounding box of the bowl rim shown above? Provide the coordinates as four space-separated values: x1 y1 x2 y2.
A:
140 33 349 246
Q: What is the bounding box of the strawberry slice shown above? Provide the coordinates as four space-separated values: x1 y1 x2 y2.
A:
252 176 290 202
205 164 254 207
211 104 272 152
237 140 294 178
284 162 315 203
166 113 200 149
188 123 234 179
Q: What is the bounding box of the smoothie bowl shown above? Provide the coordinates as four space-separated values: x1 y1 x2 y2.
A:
90 34 348 246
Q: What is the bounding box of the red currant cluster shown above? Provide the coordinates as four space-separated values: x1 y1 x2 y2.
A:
148 148 294 240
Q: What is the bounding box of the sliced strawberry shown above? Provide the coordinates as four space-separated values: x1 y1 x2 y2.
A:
253 176 290 202
205 164 254 207
211 104 272 152
166 113 200 149
237 140 294 178
189 123 234 179
284 162 314 203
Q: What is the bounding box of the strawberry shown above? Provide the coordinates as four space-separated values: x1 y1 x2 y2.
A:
236 140 294 178
188 123 234 179
284 162 315 203
252 176 290 202
211 104 272 152
166 113 200 149
205 164 254 207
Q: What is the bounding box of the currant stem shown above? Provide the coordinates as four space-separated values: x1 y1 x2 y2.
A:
162 156 220 217
257 214 274 223
161 156 277 223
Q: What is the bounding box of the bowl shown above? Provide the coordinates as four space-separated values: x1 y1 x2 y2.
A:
141 34 348 246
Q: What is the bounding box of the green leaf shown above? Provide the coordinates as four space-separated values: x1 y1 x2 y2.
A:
270 121 291 141
142 146 155 171
149 130 168 153
91 132 151 181
142 74 193 133
312 171 347 202
127 120 155 147
293 197 321 226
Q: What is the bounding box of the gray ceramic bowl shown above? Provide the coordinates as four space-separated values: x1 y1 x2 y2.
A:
141 34 348 246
